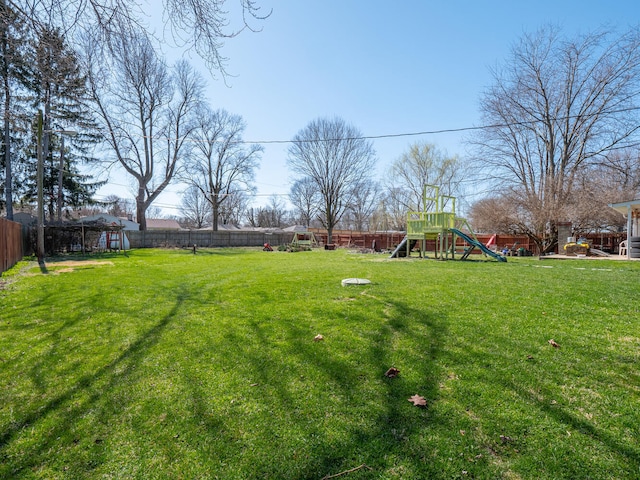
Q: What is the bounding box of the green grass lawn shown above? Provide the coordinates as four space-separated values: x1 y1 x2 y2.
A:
1 248 639 479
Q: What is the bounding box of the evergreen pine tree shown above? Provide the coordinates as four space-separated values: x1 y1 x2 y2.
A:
0 0 32 219
30 26 103 222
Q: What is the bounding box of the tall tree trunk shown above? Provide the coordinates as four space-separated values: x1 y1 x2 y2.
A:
136 187 147 230
212 196 219 231
3 112 11 220
2 33 12 220
56 137 64 222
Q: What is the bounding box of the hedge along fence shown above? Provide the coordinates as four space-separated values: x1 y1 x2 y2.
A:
1 217 24 275
126 230 294 249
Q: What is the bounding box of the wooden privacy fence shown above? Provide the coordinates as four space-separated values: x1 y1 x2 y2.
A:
309 229 532 253
1 217 23 275
126 230 294 249
310 230 406 250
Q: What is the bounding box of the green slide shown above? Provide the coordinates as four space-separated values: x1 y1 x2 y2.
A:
449 228 507 262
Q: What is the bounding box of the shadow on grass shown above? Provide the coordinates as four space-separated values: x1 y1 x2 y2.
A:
0 285 190 477
37 258 48 274
211 292 450 478
502 374 640 469
42 252 123 262
443 328 640 477
188 247 251 256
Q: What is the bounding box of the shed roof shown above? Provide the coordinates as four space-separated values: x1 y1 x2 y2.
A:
78 214 139 231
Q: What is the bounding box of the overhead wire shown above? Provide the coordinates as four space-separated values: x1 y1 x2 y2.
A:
94 104 640 146
90 103 640 206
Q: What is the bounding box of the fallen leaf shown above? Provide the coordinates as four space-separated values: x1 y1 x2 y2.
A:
384 367 400 378
500 435 513 443
314 334 324 342
408 394 427 407
548 339 560 348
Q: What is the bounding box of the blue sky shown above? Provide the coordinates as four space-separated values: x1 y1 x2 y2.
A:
101 1 640 216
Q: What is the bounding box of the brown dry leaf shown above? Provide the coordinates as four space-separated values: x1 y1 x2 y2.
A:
384 367 400 378
314 334 324 342
408 394 427 407
548 339 560 348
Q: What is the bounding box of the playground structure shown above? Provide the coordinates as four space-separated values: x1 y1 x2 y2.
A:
390 185 507 262
290 231 319 248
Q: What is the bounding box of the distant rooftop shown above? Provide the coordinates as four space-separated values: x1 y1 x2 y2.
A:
146 218 182 230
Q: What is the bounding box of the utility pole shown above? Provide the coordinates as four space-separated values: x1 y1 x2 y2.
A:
36 108 76 261
36 110 44 262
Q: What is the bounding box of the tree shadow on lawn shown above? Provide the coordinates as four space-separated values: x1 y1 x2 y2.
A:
499 361 640 473
445 331 640 477
0 282 113 382
208 294 454 478
186 247 253 256
0 285 191 477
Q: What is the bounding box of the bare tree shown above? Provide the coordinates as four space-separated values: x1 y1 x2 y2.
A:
218 189 248 226
180 184 211 229
245 196 287 228
473 26 640 253
182 106 261 230
288 177 319 227
467 195 522 235
376 188 409 231
265 194 287 227
17 0 269 76
103 194 135 218
86 27 203 229
600 148 640 196
288 117 376 243
566 171 626 235
469 172 629 239
384 142 461 215
345 179 380 231
566 149 640 234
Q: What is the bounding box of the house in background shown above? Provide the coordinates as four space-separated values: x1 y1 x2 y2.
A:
146 218 182 230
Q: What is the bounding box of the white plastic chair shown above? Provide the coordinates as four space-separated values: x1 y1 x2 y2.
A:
619 240 628 256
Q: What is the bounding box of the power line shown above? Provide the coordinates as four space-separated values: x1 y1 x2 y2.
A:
89 104 640 209
96 104 640 146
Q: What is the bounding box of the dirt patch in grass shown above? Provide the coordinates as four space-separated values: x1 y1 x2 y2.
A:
47 260 114 268
619 336 639 343
4 260 116 279
46 260 114 274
